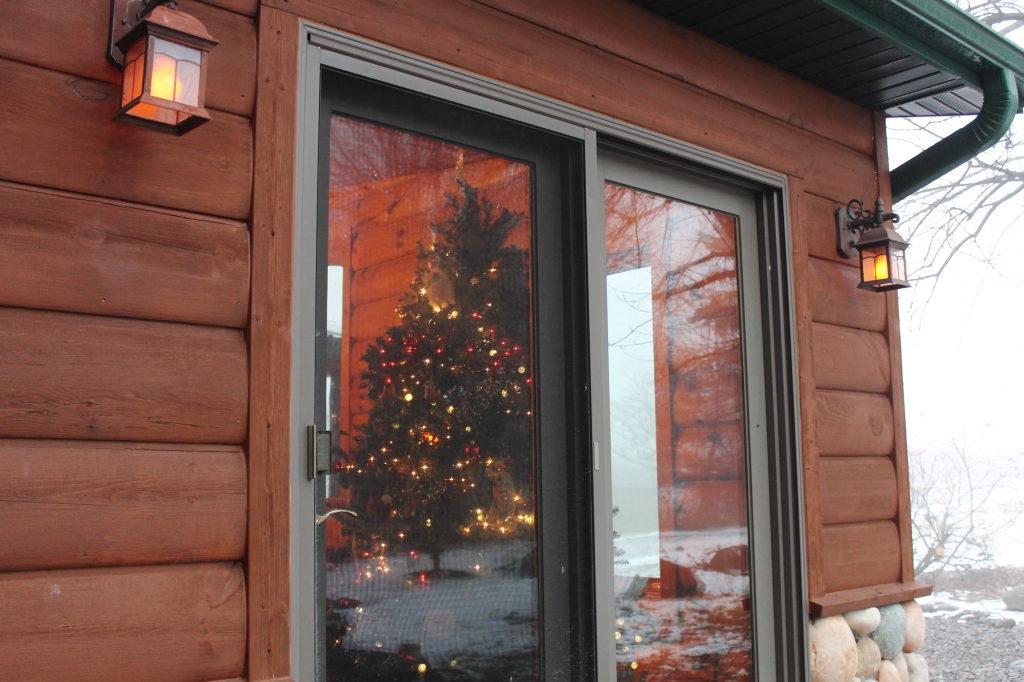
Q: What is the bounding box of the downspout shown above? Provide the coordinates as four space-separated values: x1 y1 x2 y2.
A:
890 69 1019 202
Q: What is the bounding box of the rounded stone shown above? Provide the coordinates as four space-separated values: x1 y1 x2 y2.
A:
905 653 929 682
845 607 882 635
870 603 907 660
810 615 858 682
902 601 926 652
877 660 900 682
856 634 882 679
1004 585 1024 611
892 653 910 682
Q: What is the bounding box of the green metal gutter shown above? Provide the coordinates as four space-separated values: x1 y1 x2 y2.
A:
814 0 1024 200
890 68 1018 201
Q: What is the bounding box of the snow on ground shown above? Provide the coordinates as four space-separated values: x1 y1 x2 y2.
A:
918 591 1024 624
327 541 539 680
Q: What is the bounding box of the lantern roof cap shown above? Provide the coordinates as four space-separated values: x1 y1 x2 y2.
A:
116 5 218 52
858 224 910 250
147 6 216 42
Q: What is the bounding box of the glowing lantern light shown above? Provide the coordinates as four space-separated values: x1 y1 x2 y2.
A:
111 2 217 135
835 197 910 292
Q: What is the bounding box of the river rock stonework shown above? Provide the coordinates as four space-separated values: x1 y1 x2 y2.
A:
810 600 929 682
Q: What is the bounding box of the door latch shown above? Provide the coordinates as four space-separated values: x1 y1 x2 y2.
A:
307 425 332 480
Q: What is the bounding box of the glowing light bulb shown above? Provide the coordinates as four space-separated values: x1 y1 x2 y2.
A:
404 393 414 402
417 663 427 673
630 662 638 670
874 254 889 280
149 54 178 101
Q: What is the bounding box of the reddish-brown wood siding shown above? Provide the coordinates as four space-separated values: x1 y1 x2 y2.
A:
0 182 249 327
247 0 921 672
0 308 248 443
0 441 246 572
0 1 255 676
0 562 246 681
802 111 926 613
247 8 300 680
0 0 256 117
0 0 921 676
0 58 252 219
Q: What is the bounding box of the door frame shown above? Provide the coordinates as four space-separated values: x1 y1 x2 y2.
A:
593 143 778 680
290 21 808 682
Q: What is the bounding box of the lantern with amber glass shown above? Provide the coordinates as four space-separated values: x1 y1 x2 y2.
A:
836 197 910 292
110 2 217 135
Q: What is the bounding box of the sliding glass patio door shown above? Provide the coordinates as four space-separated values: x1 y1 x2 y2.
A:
311 69 591 682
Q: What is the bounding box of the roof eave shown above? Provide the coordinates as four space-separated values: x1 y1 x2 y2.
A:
813 0 1024 98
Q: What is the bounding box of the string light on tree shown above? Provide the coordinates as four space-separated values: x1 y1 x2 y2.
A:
340 181 535 572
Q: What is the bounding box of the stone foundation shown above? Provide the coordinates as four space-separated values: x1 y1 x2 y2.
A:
810 600 928 682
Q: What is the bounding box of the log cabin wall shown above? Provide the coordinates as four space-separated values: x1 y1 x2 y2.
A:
252 1 923 673
0 0 255 679
0 0 918 679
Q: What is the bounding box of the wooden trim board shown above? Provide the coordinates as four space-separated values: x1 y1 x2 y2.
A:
810 581 933 617
247 7 300 680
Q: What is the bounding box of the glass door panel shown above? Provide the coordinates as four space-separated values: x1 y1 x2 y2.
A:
314 69 587 682
323 115 540 682
602 171 756 681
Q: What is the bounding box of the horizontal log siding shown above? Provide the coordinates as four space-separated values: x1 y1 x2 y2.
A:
822 521 902 592
0 58 252 220
0 563 246 682
0 10 254 678
0 0 912 674
820 457 899 525
0 440 247 572
266 0 878 206
474 0 876 155
0 308 248 443
0 182 250 328
801 113 916 609
0 0 256 117
256 0 909 640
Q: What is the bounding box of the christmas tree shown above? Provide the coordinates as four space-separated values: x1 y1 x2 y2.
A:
341 181 536 570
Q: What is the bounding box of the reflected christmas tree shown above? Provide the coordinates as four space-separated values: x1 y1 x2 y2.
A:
341 181 535 572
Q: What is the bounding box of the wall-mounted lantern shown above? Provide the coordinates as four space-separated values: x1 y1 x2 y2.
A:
108 0 217 135
835 197 910 292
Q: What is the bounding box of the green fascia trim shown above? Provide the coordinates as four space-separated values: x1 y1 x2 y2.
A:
890 68 1018 201
813 0 1024 97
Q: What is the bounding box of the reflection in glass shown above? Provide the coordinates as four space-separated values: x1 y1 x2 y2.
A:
324 116 538 681
605 183 751 681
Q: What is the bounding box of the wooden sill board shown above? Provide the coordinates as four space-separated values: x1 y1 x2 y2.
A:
810 582 933 617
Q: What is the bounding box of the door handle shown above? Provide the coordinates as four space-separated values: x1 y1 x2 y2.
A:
316 508 357 525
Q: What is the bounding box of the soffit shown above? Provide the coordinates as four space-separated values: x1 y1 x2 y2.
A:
629 0 1009 116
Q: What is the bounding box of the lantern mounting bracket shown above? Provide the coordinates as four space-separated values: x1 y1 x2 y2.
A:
107 0 179 67
835 197 900 259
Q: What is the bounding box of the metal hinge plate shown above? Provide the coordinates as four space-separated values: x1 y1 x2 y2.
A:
307 425 332 480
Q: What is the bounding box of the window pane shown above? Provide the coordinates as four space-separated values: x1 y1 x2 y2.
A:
325 116 538 682
174 59 200 107
605 182 752 682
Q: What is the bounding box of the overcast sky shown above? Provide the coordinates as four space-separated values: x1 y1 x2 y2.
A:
887 116 1024 563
